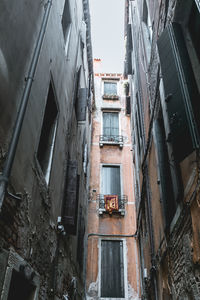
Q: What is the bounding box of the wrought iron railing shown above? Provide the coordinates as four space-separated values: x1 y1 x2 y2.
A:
97 194 128 211
99 135 124 143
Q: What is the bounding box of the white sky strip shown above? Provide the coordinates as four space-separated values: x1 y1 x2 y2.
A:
89 0 125 73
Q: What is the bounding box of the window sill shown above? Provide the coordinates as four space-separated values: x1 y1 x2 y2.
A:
102 95 119 100
99 136 124 148
99 141 123 148
99 208 125 216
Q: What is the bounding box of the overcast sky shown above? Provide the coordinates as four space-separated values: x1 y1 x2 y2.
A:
89 0 125 73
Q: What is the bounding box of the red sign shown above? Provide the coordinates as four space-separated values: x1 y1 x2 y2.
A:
104 195 119 213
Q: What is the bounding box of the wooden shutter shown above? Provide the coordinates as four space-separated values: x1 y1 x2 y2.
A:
77 207 85 269
76 88 88 121
126 96 131 115
157 22 199 162
154 116 177 226
63 160 79 235
73 67 81 105
101 240 124 298
126 24 133 75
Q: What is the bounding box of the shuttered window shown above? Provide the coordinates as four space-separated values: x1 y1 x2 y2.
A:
126 24 133 75
154 110 177 226
101 240 124 298
126 96 131 115
188 2 200 63
104 82 117 95
102 166 121 196
103 112 119 137
75 88 88 121
157 22 200 162
63 161 79 235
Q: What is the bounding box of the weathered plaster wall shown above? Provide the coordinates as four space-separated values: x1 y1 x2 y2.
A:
86 72 140 299
128 0 200 299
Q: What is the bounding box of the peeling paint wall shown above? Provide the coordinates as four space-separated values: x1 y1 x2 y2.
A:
86 70 140 299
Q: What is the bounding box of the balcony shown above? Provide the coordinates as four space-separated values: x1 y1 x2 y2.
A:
97 194 128 215
99 135 124 148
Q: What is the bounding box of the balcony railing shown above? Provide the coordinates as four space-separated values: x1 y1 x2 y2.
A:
97 194 128 215
99 135 124 147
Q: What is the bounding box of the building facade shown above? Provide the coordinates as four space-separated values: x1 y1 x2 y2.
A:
86 60 140 300
0 0 93 299
125 0 200 299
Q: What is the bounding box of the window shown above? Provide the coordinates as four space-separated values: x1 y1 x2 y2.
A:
142 0 152 64
103 112 119 137
0 249 40 300
7 270 36 300
104 82 117 96
37 83 58 185
99 165 127 214
157 22 200 162
100 112 123 146
100 240 125 298
62 0 72 52
135 93 144 161
102 165 121 196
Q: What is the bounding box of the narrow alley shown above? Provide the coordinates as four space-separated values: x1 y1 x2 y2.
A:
0 0 200 300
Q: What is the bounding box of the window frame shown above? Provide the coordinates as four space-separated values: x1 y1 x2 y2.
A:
99 164 126 215
103 81 118 96
61 0 72 56
100 164 123 196
100 110 123 147
98 238 128 300
36 79 59 186
102 80 119 100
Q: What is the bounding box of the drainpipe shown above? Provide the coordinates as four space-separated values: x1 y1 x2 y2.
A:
0 0 52 212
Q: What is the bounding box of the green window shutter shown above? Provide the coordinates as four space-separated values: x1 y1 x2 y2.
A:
76 88 88 121
126 96 131 115
63 160 79 235
101 240 124 298
126 24 133 75
157 22 199 162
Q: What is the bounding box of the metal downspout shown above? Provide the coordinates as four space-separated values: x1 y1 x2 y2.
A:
0 0 52 211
